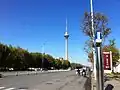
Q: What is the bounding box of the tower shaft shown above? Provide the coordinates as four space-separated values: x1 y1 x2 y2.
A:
64 18 69 61
65 37 68 61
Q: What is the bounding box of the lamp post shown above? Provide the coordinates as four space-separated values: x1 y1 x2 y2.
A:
89 1 104 90
41 43 46 71
90 0 97 81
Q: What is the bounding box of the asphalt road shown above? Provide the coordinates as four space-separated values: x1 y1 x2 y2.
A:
0 70 88 90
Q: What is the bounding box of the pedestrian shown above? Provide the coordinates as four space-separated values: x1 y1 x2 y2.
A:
76 68 80 76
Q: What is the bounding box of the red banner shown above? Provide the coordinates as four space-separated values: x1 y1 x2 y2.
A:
103 53 111 70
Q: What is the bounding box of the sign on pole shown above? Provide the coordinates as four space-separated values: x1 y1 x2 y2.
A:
95 31 104 90
103 51 112 73
95 31 102 43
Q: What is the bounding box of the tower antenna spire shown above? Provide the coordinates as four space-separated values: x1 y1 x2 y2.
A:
66 18 67 32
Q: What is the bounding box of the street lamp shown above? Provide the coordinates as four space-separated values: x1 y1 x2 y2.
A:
90 0 97 81
41 42 46 71
89 1 104 90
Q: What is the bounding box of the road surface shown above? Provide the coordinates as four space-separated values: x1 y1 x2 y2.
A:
0 70 88 90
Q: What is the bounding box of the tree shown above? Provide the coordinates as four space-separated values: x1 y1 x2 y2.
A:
88 52 94 64
109 39 116 46
0 42 72 71
6 45 16 68
82 12 111 39
23 50 31 68
11 47 25 70
54 59 62 69
81 12 111 63
0 43 11 70
61 60 70 69
102 39 119 66
70 63 83 69
44 54 55 67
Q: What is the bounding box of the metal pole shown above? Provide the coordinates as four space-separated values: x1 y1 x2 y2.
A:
110 51 113 72
90 0 96 80
96 46 104 90
41 43 45 71
90 0 94 35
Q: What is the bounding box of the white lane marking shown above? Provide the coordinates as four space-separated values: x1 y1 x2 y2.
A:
0 87 5 89
4 88 15 90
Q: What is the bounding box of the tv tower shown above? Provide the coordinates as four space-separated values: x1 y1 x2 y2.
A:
64 19 69 61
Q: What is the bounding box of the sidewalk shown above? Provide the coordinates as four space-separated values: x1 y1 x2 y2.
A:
91 73 96 90
91 73 120 90
105 79 120 90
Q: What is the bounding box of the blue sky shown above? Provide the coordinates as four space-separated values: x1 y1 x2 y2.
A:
0 0 120 65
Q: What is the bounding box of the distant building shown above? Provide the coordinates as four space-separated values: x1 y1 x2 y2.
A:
114 59 120 73
59 57 63 60
114 49 120 73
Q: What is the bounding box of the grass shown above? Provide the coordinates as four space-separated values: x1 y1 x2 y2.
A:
106 72 120 81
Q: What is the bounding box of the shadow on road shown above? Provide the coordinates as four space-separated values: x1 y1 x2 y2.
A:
84 76 91 90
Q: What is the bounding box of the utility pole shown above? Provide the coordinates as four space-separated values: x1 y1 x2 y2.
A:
41 43 45 71
90 1 104 89
90 0 97 80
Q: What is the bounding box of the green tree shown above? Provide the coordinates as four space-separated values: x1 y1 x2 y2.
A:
109 39 116 46
6 45 16 68
30 52 39 68
70 63 83 69
44 54 55 68
61 60 70 69
54 59 62 69
12 47 25 70
88 52 94 64
0 42 71 71
0 43 11 70
102 39 119 66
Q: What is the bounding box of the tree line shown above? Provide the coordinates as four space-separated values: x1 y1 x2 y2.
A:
0 43 71 71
